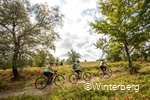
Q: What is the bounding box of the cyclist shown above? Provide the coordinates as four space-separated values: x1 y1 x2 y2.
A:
100 59 107 74
72 60 82 79
44 61 57 84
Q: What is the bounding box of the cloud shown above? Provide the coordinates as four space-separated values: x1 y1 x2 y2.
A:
60 53 68 58
30 0 103 61
60 38 73 49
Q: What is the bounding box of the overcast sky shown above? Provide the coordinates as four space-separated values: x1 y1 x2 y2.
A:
30 0 104 61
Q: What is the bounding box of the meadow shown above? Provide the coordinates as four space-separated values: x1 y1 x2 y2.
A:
0 61 150 100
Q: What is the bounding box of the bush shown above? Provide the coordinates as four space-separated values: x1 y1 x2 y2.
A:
124 63 141 75
6 94 41 100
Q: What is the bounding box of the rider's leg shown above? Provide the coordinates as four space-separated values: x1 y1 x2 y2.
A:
75 70 82 79
103 66 107 74
100 66 104 73
100 66 106 74
44 72 49 79
78 70 82 79
45 72 53 84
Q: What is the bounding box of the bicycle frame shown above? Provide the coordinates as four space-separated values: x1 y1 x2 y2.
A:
48 71 58 81
77 69 90 79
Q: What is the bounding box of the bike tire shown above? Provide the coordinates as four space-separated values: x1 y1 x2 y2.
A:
106 68 112 77
35 77 47 89
69 74 78 84
83 72 91 81
54 75 65 86
99 70 104 78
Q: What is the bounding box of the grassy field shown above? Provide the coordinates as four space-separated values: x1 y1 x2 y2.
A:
0 61 150 100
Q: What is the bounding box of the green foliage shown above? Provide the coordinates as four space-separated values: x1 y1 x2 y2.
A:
6 94 42 100
55 57 60 66
45 74 150 100
47 53 55 63
90 0 150 70
0 59 12 70
1 61 150 99
33 50 47 67
94 38 108 53
67 49 81 64
0 0 63 78
124 63 141 75
60 60 63 66
106 43 123 62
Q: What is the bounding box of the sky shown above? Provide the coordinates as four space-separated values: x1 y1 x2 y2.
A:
30 0 104 61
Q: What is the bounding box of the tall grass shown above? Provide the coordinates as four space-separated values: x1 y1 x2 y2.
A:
4 74 150 100
45 74 150 100
0 61 150 99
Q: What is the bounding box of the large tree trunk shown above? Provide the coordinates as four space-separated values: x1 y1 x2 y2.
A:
12 22 20 79
124 45 132 68
12 44 20 79
124 43 134 75
12 52 20 79
12 67 19 79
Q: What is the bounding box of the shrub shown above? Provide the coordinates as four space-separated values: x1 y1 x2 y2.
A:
6 94 42 100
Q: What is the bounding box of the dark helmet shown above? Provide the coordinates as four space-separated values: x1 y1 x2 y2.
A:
77 60 80 63
49 61 54 65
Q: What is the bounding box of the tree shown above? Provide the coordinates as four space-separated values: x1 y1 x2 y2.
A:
139 42 150 61
0 0 63 79
106 42 123 62
60 60 63 66
55 57 60 66
66 59 72 65
34 50 47 67
90 0 150 74
46 53 55 64
95 38 123 61
94 38 109 59
67 49 81 64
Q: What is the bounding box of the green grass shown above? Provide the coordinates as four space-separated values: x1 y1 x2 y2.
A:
3 73 150 100
44 73 150 100
0 61 150 100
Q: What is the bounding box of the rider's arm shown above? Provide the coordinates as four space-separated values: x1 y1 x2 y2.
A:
79 64 82 68
49 65 57 72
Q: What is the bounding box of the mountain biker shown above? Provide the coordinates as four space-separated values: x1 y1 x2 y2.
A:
44 61 57 84
72 60 82 79
100 59 107 74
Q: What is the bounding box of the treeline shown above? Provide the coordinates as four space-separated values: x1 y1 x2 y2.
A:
0 48 81 70
95 39 150 62
0 50 64 70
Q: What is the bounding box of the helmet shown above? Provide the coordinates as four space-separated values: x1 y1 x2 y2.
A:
49 61 54 65
77 60 80 63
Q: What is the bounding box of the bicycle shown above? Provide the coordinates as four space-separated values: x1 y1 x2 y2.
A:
35 71 65 89
69 68 91 84
99 66 112 78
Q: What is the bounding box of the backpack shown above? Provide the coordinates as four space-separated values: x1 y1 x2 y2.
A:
72 64 77 69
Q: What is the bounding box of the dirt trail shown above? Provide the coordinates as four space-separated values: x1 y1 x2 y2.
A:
0 74 115 99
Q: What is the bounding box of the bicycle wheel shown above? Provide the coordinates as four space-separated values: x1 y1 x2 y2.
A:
69 74 78 84
35 77 47 89
54 75 65 86
99 70 104 78
83 72 91 81
106 68 112 77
